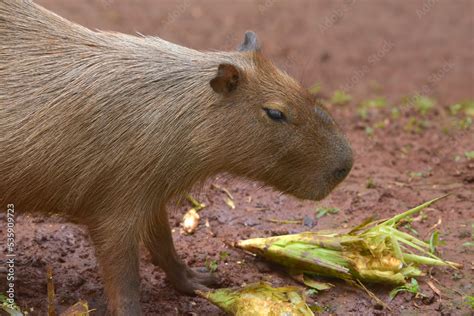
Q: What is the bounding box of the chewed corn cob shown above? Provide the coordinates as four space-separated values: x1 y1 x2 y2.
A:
237 196 461 285
197 282 314 316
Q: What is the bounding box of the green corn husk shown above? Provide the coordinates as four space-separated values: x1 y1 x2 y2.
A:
237 196 461 285
197 282 314 316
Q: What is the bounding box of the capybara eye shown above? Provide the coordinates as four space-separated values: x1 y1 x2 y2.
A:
264 108 286 122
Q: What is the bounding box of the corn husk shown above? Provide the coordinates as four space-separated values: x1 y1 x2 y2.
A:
237 196 461 285
181 195 206 234
181 208 201 234
197 282 314 316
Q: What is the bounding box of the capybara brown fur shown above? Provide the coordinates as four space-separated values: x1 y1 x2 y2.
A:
0 0 353 314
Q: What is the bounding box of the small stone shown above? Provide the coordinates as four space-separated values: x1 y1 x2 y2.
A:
422 295 436 305
373 303 384 310
270 229 289 236
303 215 314 227
255 261 271 273
243 218 259 227
31 258 45 268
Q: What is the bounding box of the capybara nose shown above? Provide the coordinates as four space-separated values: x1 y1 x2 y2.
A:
332 156 353 183
333 165 351 182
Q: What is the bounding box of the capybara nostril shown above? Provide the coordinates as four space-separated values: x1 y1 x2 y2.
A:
332 157 353 183
333 166 351 182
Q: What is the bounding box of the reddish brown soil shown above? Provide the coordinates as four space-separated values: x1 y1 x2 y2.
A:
1 0 473 315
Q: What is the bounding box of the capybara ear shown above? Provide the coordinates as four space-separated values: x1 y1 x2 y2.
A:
238 31 260 52
210 63 240 95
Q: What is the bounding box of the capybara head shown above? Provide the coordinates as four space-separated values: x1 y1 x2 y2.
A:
204 32 353 201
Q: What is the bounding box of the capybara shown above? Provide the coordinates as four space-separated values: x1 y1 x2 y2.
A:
0 0 353 314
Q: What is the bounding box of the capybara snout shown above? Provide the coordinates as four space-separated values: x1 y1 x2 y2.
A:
329 139 353 184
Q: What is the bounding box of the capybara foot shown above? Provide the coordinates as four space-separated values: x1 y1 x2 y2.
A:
172 276 210 295
187 267 219 287
170 266 219 295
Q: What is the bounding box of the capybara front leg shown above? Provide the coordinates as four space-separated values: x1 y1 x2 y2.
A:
89 224 142 316
143 208 218 295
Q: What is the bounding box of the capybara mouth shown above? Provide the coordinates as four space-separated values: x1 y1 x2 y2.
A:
283 182 335 201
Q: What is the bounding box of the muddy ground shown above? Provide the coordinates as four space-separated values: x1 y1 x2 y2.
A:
1 0 473 315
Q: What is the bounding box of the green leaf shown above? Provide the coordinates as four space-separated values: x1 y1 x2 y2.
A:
389 278 421 300
383 196 447 226
429 231 439 253
315 207 339 219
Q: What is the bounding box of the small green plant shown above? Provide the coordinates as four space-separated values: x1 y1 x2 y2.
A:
356 97 388 120
465 296 474 309
330 90 352 105
357 107 369 119
315 207 339 219
360 97 387 109
366 177 376 189
389 278 422 300
463 223 474 247
449 103 463 116
413 95 435 115
408 169 431 178
206 259 219 272
462 101 474 116
449 100 474 116
452 271 463 280
365 126 374 136
391 107 401 119
404 116 430 133
219 251 230 261
373 120 388 129
465 151 474 160
459 117 472 129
